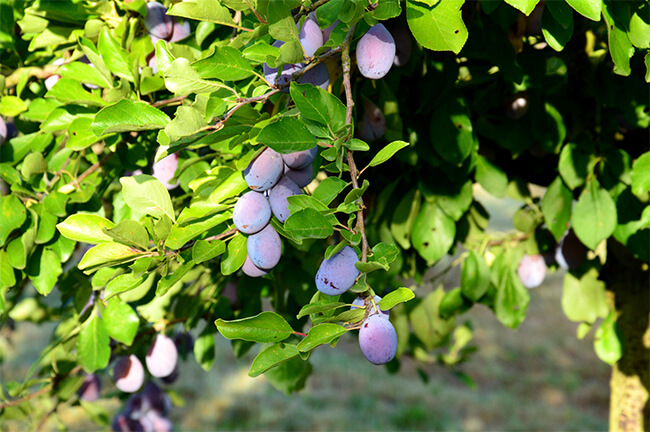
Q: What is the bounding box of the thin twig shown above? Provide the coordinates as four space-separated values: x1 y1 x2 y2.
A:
293 0 332 22
152 95 186 108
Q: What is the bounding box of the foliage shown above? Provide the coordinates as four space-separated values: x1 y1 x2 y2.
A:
0 0 648 428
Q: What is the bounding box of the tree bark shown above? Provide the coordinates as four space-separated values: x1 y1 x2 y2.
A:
606 243 650 432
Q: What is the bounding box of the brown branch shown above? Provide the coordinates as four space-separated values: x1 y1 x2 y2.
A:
340 24 369 262
152 95 186 108
293 0 332 22
0 384 52 409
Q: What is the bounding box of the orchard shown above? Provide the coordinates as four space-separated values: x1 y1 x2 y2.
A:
0 0 648 430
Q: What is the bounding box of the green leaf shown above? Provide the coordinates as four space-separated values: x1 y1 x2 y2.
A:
0 95 27 117
67 117 112 150
193 46 255 81
408 288 456 350
165 210 232 250
157 260 194 296
192 239 226 264
296 301 347 319
57 214 115 244
296 324 347 352
289 82 346 132
460 250 490 302
58 61 112 89
164 58 236 95
103 220 149 249
258 116 319 154
406 0 468 54
561 268 609 323
20 152 48 179
594 310 623 365
284 208 334 239
27 248 62 295
215 311 294 343
78 243 144 272
102 297 139 346
264 355 311 395
92 99 170 135
356 243 399 273
430 99 475 165
249 343 300 377
97 27 133 82
504 0 540 15
220 233 247 275
565 0 602 21
1 251 16 290
411 202 456 265
602 2 634 76
120 175 176 222
77 313 111 373
312 177 348 206
377 287 416 311
194 325 217 371
630 152 649 197
104 272 148 301
571 179 617 250
45 78 105 106
167 0 236 28
542 176 573 241
542 1 574 51
475 155 508 198
558 142 596 190
159 106 208 146
628 4 650 49
494 264 530 329
390 189 421 250
368 140 409 168
0 194 27 247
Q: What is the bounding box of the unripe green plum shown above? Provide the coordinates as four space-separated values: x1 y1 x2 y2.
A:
145 333 178 378
247 224 282 270
113 355 145 393
517 254 546 288
356 24 395 79
269 176 302 223
315 246 360 295
358 314 397 365
244 147 284 191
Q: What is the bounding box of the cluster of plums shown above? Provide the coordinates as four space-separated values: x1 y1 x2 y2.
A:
144 1 191 72
110 333 184 431
234 146 317 277
516 229 588 289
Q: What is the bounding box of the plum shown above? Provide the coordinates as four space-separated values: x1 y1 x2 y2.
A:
0 116 7 145
145 333 178 378
143 411 173 432
241 254 269 277
111 412 147 432
517 254 547 288
152 153 180 190
391 25 412 67
232 191 272 234
169 19 191 42
113 355 145 393
144 1 173 41
269 176 302 223
299 62 329 90
298 13 323 57
283 163 314 188
282 147 317 169
322 20 340 43
315 246 360 295
357 99 386 142
44 57 65 91
141 382 171 416
358 314 397 365
505 92 529 119
356 24 395 79
78 373 101 401
247 224 282 270
244 147 284 192
555 229 587 270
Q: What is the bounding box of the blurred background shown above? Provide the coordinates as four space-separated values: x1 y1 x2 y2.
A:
1 189 610 431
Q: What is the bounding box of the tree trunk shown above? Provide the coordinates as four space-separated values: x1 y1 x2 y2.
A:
607 244 650 432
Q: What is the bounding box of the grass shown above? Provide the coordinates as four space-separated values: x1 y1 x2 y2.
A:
1 189 611 431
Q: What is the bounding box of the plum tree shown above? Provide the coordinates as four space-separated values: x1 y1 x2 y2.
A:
298 13 323 57
244 147 284 191
356 24 395 79
517 254 547 289
78 374 101 402
283 163 314 188
145 333 178 378
247 224 282 270
282 147 317 169
358 314 397 365
151 153 179 190
269 176 302 223
144 1 173 42
113 355 145 393
232 191 272 234
357 99 386 142
315 246 360 295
